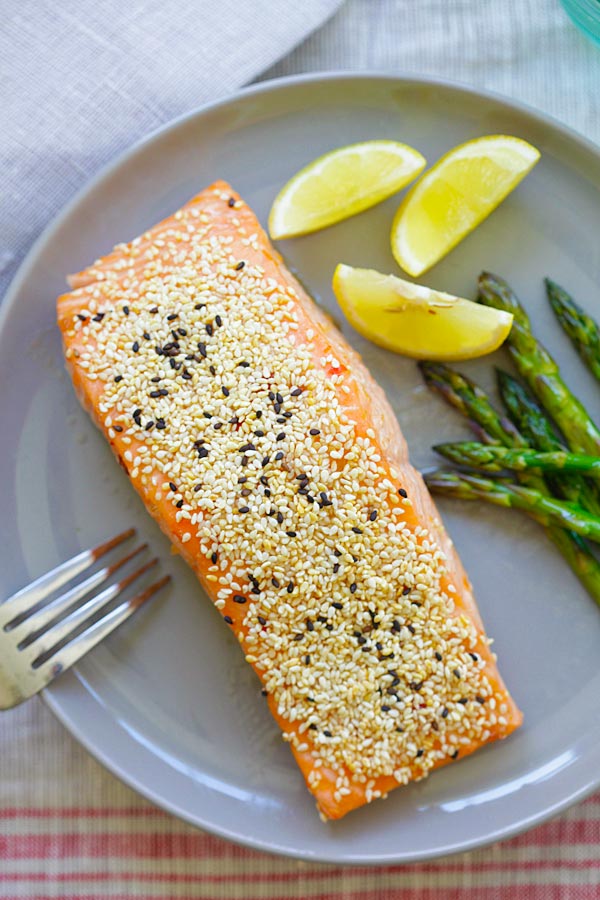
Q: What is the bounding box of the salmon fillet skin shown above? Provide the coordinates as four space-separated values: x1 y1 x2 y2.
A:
57 180 522 820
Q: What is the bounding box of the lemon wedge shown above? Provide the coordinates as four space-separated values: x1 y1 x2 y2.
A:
268 140 426 240
391 135 540 277
332 264 513 361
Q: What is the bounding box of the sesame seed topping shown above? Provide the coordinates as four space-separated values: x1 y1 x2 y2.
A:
67 198 501 791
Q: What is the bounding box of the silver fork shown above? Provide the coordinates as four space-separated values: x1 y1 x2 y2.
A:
0 529 170 710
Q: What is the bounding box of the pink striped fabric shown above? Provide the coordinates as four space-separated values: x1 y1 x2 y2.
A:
2 702 600 898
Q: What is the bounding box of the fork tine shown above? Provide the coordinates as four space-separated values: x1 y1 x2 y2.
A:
0 529 136 623
11 544 148 646
23 559 159 658
35 575 170 684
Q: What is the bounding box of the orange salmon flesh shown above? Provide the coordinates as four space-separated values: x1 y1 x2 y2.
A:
57 181 522 820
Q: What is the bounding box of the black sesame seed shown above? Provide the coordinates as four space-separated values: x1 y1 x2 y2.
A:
132 341 140 352
350 583 357 594
259 476 269 486
233 595 247 604
113 425 123 433
323 730 333 737
276 512 284 524
309 723 317 730
151 376 161 383
286 530 297 538
410 681 424 691
416 749 424 758
435 652 443 661
369 509 378 521
169 482 177 492
167 313 178 321
210 551 218 562
223 615 233 624
293 633 304 641
271 577 280 588
441 708 449 718
257 616 267 626
92 312 105 322
458 698 468 705
132 408 142 418
234 260 245 270
176 500 183 509
475 695 486 704
352 527 363 534
239 506 250 514
469 652 479 662
241 488 251 497
398 488 408 498
309 428 320 436
276 417 286 424
228 197 236 207
215 315 223 328
402 586 412 596
276 432 285 441
194 303 206 310
306 619 314 632
198 343 207 358
381 706 391 713
239 443 256 453
333 563 340 574
276 392 284 404
206 323 214 336
332 601 343 610
77 313 87 322
407 624 416 634
254 430 265 437
143 331 151 340
177 327 187 337
198 447 209 459
238 360 250 368
334 549 342 557
453 669 461 679
304 654 311 665
123 306 130 316
450 750 459 759
150 306 159 314
357 635 367 645
287 582 294 593
262 456 270 467
150 390 161 398
222 386 230 397
114 375 123 383
291 387 303 397
213 421 222 429
261 689 268 697
391 620 401 633
229 416 239 425
274 451 284 461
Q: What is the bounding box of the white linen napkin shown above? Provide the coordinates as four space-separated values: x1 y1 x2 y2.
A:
0 0 343 299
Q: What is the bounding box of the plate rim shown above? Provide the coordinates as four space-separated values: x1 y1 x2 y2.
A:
5 70 600 864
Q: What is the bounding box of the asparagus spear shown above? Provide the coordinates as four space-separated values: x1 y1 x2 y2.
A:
420 361 600 602
418 362 524 447
546 278 600 382
434 442 600 476
424 470 600 542
497 368 600 516
478 272 600 456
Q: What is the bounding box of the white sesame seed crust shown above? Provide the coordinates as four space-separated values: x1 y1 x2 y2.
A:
58 182 519 815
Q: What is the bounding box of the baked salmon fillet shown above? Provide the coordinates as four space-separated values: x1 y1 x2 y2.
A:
57 180 522 820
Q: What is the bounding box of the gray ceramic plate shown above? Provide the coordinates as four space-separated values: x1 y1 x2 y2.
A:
3 73 600 864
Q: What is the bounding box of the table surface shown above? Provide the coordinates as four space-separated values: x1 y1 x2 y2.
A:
3 0 600 897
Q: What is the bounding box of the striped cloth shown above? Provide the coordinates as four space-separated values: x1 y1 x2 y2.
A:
4 0 600 897
3 699 600 898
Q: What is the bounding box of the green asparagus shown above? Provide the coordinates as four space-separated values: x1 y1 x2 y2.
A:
478 272 600 455
546 278 600 382
497 368 600 516
418 361 524 447
434 442 600 477
424 470 600 542
420 361 600 603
